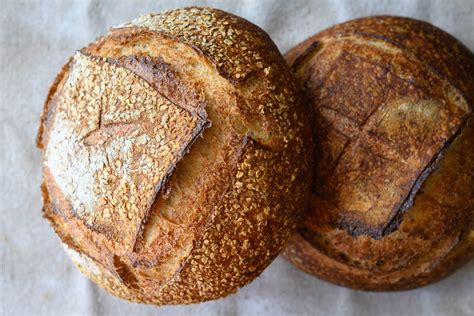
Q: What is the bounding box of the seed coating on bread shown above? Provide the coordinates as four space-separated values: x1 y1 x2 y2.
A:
283 16 473 290
38 7 313 304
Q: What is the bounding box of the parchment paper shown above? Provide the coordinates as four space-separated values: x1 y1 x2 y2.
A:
1 1 473 315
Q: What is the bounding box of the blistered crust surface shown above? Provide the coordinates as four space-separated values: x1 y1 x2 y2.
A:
284 16 474 290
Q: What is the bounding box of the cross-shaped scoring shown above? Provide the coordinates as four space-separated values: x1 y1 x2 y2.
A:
306 39 470 236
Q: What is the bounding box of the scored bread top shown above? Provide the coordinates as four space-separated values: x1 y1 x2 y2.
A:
286 16 474 105
124 9 275 82
284 15 473 290
287 16 472 238
44 52 208 254
38 7 312 303
119 8 299 148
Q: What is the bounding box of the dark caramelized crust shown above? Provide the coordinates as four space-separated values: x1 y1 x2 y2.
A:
38 7 312 304
283 15 473 290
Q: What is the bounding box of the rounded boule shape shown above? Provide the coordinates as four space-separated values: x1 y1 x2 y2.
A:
283 16 474 291
38 7 313 304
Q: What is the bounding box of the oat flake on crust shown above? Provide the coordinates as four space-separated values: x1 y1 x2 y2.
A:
45 52 207 254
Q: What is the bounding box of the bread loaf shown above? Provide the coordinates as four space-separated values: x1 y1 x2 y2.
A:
38 7 313 304
283 16 473 290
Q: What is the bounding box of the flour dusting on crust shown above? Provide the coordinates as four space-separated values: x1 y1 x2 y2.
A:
45 52 207 254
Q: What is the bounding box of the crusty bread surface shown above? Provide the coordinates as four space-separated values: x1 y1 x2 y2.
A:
38 7 313 304
283 16 474 290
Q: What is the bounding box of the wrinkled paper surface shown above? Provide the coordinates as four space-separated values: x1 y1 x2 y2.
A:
1 0 473 315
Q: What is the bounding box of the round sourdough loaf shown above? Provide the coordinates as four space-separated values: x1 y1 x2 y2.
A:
38 7 313 304
283 16 473 290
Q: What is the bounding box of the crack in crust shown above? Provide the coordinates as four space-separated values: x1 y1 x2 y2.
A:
105 54 207 120
43 52 210 255
293 32 471 238
38 7 313 304
381 123 466 236
284 15 474 290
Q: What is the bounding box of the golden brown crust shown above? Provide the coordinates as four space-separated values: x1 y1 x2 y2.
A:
37 60 71 149
283 15 473 290
313 16 474 104
39 7 313 304
120 8 301 149
110 55 207 118
123 8 281 84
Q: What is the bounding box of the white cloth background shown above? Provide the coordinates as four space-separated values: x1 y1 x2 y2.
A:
1 1 473 315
